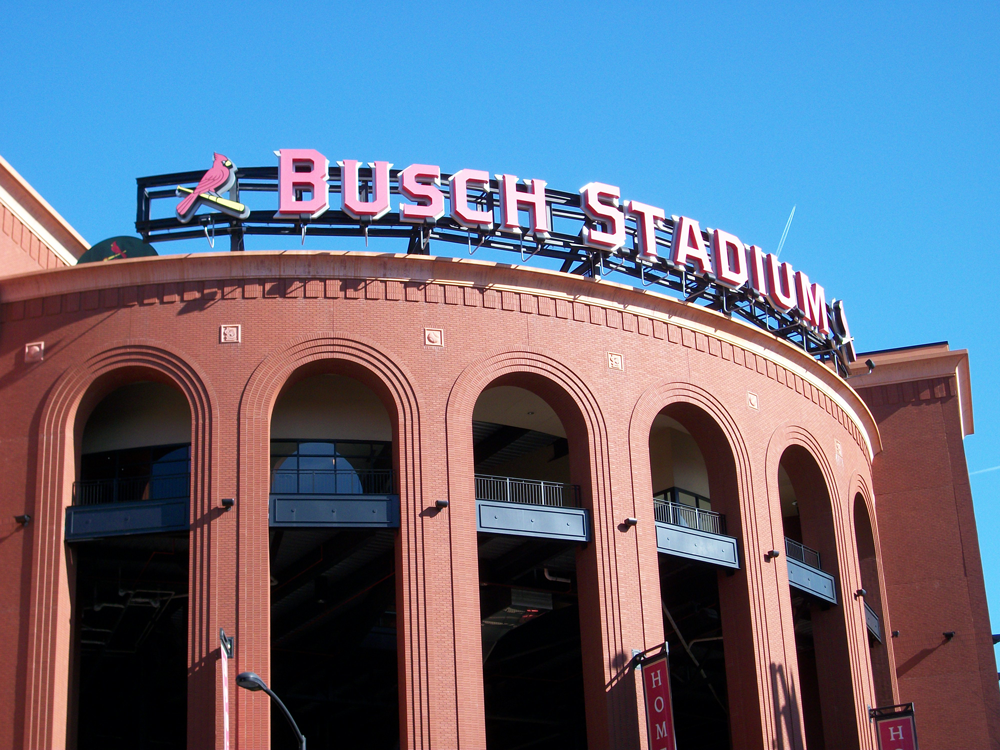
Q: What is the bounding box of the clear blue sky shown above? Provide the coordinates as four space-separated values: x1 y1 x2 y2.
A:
3 2 998 634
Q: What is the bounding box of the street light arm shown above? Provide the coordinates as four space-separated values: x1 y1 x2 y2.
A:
263 685 307 750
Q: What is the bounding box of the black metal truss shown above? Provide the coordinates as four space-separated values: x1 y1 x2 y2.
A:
136 166 850 375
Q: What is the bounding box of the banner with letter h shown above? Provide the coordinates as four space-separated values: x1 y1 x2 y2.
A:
870 703 918 750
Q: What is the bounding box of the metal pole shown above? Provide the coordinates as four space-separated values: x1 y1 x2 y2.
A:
263 685 307 750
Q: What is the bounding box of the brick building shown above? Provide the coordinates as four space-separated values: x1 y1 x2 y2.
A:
0 153 997 749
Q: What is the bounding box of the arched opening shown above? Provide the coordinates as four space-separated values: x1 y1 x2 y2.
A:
267 370 400 750
70 380 191 750
649 405 740 750
854 493 892 706
779 446 858 750
473 380 589 749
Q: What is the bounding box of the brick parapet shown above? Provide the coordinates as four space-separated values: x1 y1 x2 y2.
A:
0 252 878 464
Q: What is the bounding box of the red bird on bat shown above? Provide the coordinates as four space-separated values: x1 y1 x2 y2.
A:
176 153 237 221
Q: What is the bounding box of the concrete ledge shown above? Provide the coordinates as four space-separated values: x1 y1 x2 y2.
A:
269 494 400 528
65 499 188 541
787 557 837 604
655 521 740 569
476 500 590 542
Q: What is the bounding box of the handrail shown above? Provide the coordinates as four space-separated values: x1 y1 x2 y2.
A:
72 474 190 506
475 474 580 508
653 498 727 535
655 486 713 511
864 601 882 641
784 537 822 570
271 468 394 496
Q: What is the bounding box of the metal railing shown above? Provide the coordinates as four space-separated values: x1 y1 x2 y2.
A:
475 474 580 508
271 468 394 495
864 601 882 641
73 474 190 506
785 537 822 570
654 499 726 535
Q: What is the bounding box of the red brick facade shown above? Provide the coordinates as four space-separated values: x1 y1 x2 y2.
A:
0 249 996 749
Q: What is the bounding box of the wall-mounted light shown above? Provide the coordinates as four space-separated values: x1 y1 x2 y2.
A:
14 514 31 526
865 358 876 374
435 499 449 509
221 498 235 511
891 630 900 638
855 588 867 599
623 517 638 527
765 549 781 561
943 631 956 641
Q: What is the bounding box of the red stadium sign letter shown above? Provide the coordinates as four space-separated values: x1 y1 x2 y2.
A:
642 652 676 750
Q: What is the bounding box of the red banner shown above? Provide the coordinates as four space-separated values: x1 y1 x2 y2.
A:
642 652 676 750
872 704 918 750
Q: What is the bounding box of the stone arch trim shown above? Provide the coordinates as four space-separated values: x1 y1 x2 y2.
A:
23 340 217 750
444 348 625 744
236 335 426 747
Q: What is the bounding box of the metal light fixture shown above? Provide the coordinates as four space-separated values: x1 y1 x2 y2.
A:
14 514 31 526
943 631 956 641
623 517 639 527
435 499 449 509
236 671 307 750
221 497 235 510
765 549 781 560
865 358 876 374
855 588 867 599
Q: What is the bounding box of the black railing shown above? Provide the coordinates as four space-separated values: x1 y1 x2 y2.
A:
655 487 713 511
785 537 822 570
271 468 394 495
475 474 580 508
73 474 190 506
864 601 882 641
653 499 726 535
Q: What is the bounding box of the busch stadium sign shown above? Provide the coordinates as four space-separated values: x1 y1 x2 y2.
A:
135 151 857 373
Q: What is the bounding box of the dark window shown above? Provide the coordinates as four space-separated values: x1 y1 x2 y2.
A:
76 444 191 506
270 440 393 495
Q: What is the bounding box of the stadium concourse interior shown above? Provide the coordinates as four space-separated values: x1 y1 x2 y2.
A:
69 382 191 750
267 373 399 750
648 412 730 750
473 386 587 749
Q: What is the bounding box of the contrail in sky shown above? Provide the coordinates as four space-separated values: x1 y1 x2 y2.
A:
969 465 1000 476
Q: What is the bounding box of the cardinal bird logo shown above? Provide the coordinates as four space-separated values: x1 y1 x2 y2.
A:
175 152 250 223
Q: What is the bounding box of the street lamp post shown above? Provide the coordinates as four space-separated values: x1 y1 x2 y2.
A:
236 671 306 750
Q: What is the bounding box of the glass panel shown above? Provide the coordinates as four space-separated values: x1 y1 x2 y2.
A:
298 441 337 456
271 442 298 457
151 445 189 463
335 442 372 457
80 453 116 481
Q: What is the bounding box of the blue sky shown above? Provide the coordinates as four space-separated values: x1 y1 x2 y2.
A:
3 2 998 635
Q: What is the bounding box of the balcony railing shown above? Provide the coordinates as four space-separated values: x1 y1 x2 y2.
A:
785 537 822 570
654 498 726 535
475 474 580 508
271 468 394 496
864 601 882 642
73 474 190 506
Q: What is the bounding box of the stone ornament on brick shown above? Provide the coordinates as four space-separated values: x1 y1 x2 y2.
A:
24 341 44 362
747 391 759 410
220 325 241 344
608 352 624 371
424 328 444 347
